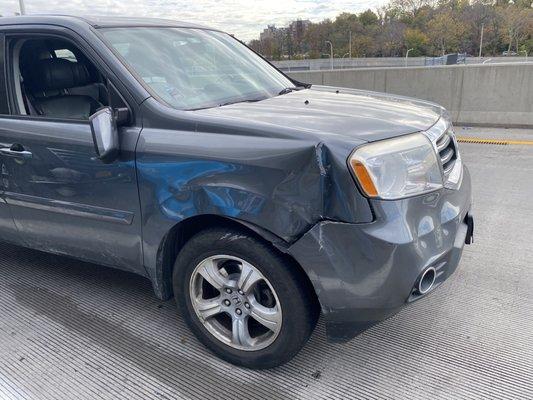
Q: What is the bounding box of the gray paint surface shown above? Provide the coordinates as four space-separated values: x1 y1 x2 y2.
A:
0 138 531 399
289 167 471 340
134 84 451 311
0 117 144 273
193 86 442 141
288 63 533 127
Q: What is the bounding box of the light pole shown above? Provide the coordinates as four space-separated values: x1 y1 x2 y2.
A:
325 40 333 70
19 0 26 15
405 48 414 67
478 23 484 58
342 52 350 69
349 31 352 59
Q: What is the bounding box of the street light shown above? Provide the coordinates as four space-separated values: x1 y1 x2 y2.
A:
349 31 352 59
405 48 414 67
325 40 333 70
342 52 350 69
478 23 484 58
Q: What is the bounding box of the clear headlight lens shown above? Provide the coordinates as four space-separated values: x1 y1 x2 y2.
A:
349 133 443 200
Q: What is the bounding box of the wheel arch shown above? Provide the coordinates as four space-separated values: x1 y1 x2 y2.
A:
151 214 318 311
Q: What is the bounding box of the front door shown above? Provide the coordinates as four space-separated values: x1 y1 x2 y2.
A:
0 31 144 273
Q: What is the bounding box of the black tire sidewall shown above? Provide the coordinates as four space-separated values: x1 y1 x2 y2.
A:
173 228 315 369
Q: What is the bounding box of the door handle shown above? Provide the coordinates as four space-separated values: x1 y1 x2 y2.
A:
0 144 32 159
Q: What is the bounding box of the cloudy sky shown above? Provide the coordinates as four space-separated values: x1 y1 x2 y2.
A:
0 0 387 41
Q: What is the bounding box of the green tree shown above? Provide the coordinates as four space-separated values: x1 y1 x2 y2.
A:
359 9 379 26
404 28 429 55
427 11 467 54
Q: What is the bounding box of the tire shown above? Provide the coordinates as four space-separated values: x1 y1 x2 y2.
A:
173 227 318 369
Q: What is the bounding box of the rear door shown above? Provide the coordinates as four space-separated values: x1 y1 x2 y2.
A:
0 27 144 273
0 33 21 244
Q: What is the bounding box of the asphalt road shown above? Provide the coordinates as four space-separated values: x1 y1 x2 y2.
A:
1 131 532 400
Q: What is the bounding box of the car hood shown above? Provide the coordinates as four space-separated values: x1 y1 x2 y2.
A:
192 85 443 143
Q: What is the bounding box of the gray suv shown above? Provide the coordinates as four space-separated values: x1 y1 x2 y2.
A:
0 15 473 369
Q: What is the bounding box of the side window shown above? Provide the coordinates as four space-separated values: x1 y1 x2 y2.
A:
9 37 110 120
53 48 77 63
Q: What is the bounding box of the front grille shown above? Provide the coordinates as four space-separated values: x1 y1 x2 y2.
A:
436 131 457 175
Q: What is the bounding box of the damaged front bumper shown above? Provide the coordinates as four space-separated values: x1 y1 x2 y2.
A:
288 166 473 342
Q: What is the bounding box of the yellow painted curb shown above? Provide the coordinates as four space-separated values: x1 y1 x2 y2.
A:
457 137 533 146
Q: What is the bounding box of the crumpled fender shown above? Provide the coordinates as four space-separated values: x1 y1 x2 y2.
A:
135 126 373 298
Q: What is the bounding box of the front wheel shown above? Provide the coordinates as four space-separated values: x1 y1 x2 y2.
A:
173 228 318 369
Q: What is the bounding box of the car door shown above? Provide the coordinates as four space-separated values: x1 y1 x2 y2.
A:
0 33 21 245
0 30 144 274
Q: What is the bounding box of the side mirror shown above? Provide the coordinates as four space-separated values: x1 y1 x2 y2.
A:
89 107 119 163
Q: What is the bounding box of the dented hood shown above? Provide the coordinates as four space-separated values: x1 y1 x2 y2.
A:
193 85 443 142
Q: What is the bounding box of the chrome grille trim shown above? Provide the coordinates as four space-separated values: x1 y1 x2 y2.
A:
436 134 451 151
443 160 455 175
440 147 454 164
435 130 457 177
424 116 463 189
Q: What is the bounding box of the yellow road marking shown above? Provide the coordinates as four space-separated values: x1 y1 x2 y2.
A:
457 137 533 146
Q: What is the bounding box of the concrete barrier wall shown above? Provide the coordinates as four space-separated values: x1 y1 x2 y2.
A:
274 57 529 71
287 63 533 127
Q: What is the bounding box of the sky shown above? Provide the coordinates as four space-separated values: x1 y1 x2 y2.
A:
0 0 387 41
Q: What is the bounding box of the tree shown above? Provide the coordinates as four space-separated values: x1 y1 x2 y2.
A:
379 20 408 56
500 6 533 53
404 28 429 55
359 9 379 26
427 11 467 55
248 39 262 54
248 0 533 58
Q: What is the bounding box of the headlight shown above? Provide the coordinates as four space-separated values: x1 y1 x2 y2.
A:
349 133 443 200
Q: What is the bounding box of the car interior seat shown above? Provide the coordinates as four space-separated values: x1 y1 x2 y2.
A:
19 40 109 119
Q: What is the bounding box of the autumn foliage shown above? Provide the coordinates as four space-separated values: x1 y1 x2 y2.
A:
249 0 533 59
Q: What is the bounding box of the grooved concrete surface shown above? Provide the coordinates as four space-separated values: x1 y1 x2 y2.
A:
1 139 532 399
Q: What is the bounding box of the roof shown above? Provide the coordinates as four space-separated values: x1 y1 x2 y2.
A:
0 14 215 31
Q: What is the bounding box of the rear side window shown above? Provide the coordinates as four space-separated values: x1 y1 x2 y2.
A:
54 48 77 62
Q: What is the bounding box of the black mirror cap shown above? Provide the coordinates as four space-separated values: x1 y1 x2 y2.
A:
114 107 130 126
89 107 120 164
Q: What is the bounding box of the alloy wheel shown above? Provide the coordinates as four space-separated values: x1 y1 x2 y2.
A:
189 255 282 351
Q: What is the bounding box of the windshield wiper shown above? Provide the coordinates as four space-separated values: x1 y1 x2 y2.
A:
278 86 307 96
189 97 265 111
218 98 265 107
278 87 295 95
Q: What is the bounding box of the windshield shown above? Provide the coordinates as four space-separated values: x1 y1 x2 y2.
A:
100 27 296 110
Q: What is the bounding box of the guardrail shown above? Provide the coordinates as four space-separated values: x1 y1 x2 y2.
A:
287 63 533 128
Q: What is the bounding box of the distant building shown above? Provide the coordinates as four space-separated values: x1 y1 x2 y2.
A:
288 19 311 43
259 20 310 43
258 19 311 59
260 25 278 41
